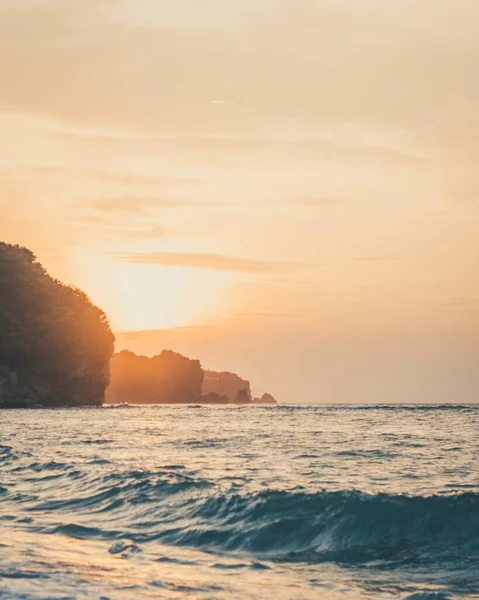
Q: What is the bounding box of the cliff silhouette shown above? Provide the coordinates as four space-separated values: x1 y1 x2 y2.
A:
0 242 276 408
0 243 115 408
106 350 204 404
202 370 252 403
106 351 277 405
252 393 277 405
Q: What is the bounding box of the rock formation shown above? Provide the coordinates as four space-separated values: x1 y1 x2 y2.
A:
106 353 278 405
106 350 205 404
252 393 278 405
202 371 252 403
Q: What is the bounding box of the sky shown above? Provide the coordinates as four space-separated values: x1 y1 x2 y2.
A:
1 0 478 403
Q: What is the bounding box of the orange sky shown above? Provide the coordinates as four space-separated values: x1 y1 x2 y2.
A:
1 0 478 402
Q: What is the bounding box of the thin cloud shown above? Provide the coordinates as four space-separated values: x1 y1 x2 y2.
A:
83 196 217 214
354 255 401 262
85 197 182 213
0 164 196 187
120 225 167 239
81 196 278 215
75 215 111 225
74 214 167 239
114 252 291 274
117 325 209 339
84 170 198 187
444 296 479 308
234 312 300 319
295 196 345 208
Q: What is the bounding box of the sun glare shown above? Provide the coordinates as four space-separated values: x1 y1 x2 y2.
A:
101 261 229 331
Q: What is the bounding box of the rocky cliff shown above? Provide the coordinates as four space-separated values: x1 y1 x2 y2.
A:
252 393 278 405
202 371 252 404
0 242 115 408
106 350 205 404
106 353 277 405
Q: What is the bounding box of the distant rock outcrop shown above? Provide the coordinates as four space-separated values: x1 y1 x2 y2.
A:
202 371 252 404
107 354 278 406
0 242 115 408
252 393 278 405
106 350 204 404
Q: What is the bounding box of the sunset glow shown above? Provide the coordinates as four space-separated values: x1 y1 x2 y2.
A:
93 261 230 331
2 3 479 599
2 0 479 402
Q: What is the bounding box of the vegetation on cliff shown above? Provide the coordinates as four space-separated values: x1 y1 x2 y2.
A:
0 243 115 407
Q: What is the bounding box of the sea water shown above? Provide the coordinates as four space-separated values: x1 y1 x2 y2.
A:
1 405 478 599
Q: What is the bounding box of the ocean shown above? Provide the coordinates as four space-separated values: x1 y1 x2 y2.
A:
1 405 478 599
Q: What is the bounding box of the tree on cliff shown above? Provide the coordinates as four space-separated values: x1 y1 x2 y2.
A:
0 242 115 406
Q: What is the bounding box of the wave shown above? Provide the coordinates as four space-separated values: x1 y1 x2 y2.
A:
151 489 479 565
5 462 477 566
276 404 479 413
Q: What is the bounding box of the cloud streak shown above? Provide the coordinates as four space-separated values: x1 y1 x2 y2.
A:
295 195 345 208
114 252 291 274
0 164 195 187
85 196 188 214
83 196 219 215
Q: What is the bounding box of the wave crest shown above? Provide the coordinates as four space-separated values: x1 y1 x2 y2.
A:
14 470 478 566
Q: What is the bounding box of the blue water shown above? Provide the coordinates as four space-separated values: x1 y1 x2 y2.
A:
1 405 478 599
